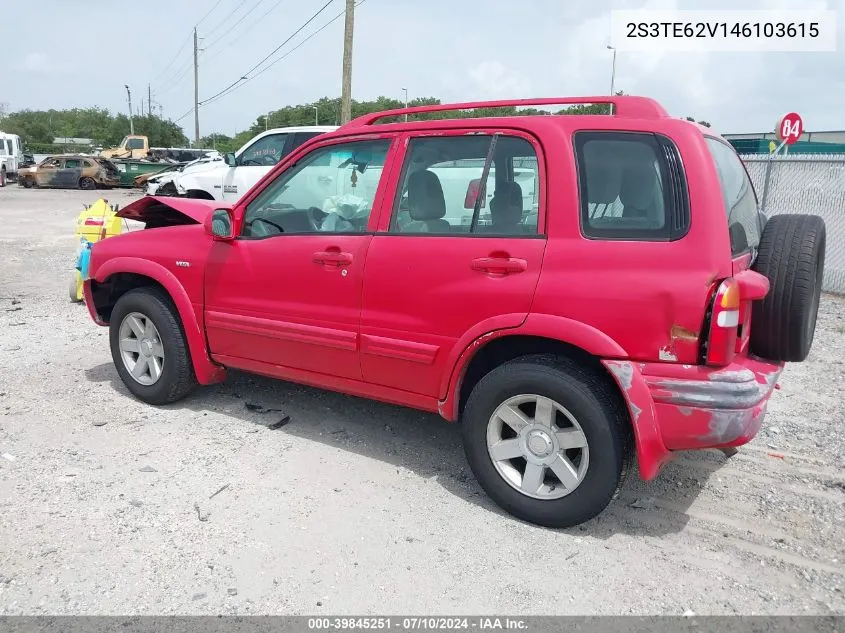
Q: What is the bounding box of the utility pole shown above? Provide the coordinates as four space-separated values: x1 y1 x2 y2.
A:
124 84 134 135
148 83 152 117
340 0 354 124
193 27 200 146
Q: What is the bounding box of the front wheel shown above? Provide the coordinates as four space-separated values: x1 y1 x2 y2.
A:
79 177 96 190
461 355 632 528
109 288 198 405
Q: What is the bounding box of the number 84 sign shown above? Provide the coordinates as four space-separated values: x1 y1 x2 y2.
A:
777 112 804 145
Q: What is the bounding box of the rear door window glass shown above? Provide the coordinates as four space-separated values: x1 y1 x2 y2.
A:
705 137 762 255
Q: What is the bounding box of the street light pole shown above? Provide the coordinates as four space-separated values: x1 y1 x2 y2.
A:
314 106 319 125
124 84 134 134
402 87 408 122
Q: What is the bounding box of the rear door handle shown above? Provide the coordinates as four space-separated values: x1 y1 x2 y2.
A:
471 257 527 275
312 250 353 267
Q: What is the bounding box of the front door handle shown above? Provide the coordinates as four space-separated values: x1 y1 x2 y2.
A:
471 257 527 275
312 250 353 267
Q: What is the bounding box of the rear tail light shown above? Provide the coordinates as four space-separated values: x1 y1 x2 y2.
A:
705 278 740 366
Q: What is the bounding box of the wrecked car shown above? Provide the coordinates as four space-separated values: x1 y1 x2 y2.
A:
81 96 826 529
18 154 121 190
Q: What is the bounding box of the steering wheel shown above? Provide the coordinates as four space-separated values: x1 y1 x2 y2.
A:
247 217 285 237
305 206 326 231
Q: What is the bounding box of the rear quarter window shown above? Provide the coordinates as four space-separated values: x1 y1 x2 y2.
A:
574 131 689 241
705 137 762 255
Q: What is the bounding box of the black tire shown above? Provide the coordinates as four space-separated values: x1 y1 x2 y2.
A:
79 177 96 190
751 214 826 362
461 354 633 529
0 168 6 187
109 287 198 405
21 177 34 189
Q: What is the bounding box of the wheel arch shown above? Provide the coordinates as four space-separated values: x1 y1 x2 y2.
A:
89 258 225 385
439 316 672 481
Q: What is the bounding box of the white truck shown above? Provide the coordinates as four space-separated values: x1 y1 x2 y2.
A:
172 125 338 202
0 132 24 186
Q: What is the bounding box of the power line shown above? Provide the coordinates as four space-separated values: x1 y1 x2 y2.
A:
200 0 337 107
150 33 192 83
196 0 225 27
171 0 367 125
202 0 288 65
204 0 253 39
203 0 269 53
202 0 366 107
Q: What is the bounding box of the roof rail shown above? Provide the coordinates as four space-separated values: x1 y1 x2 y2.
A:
344 96 668 127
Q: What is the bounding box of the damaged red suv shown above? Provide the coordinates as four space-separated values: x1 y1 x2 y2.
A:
83 96 826 528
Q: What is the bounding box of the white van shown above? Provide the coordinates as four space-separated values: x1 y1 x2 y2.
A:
0 132 23 186
173 125 338 202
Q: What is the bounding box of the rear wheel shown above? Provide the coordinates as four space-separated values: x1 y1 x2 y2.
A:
79 177 96 190
0 167 6 187
21 176 34 188
109 288 198 405
751 214 826 362
461 355 632 528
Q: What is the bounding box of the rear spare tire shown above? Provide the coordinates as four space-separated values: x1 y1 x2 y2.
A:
751 213 825 362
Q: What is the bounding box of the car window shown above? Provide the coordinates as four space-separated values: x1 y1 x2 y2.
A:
239 133 289 167
574 131 685 240
242 139 391 237
0 140 8 156
125 138 145 150
83 159 95 168
64 159 82 169
41 158 60 168
389 134 540 235
705 137 761 255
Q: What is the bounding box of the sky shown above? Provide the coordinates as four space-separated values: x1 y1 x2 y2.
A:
2 0 843 139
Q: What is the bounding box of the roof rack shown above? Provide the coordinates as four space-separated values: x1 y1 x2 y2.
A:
344 96 668 128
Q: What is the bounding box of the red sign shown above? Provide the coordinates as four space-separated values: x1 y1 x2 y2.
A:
777 112 803 145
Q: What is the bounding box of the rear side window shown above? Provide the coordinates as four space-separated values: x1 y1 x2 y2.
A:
574 131 689 241
705 137 761 255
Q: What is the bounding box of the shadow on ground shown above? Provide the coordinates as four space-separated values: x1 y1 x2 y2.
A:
85 361 728 538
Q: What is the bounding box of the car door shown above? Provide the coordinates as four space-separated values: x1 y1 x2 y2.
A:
221 132 293 202
59 158 84 188
35 157 61 187
204 134 397 380
360 130 547 398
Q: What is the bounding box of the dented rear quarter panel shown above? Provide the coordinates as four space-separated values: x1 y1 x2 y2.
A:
531 117 734 365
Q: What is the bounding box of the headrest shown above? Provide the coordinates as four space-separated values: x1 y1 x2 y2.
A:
407 170 446 221
489 182 523 225
585 163 621 205
619 163 656 211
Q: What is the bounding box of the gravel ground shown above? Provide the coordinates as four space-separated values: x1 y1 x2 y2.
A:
0 186 843 616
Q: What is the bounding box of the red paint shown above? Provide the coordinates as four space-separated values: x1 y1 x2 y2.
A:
86 95 796 483
777 112 803 145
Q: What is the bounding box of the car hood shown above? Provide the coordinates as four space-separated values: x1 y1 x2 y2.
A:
117 195 231 225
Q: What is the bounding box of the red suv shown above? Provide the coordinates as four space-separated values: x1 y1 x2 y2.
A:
84 96 826 528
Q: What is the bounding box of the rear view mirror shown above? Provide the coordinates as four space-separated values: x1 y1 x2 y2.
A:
205 208 234 240
464 178 487 209
224 152 237 167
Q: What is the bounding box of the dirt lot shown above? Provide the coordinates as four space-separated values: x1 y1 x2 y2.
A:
0 186 843 616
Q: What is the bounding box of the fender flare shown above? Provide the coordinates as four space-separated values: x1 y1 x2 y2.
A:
437 314 671 480
439 313 629 421
93 257 226 385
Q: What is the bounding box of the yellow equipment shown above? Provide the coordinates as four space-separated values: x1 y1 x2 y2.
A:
69 199 123 302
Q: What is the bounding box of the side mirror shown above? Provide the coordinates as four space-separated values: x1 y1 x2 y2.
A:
224 152 237 167
205 208 234 240
464 178 487 209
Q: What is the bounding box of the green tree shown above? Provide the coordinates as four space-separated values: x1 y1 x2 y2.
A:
685 116 711 127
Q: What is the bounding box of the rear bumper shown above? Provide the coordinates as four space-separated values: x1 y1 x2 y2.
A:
603 356 783 480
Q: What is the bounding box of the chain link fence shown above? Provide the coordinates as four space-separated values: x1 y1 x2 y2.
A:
740 153 845 295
